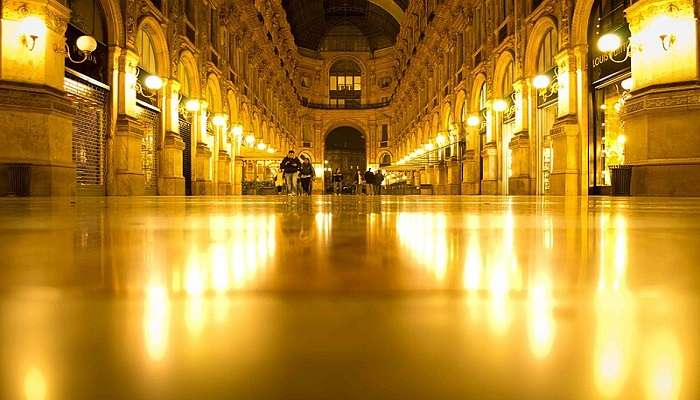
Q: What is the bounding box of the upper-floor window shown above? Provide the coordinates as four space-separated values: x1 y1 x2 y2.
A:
497 0 513 25
135 29 157 75
474 8 483 49
537 29 558 74
381 124 389 147
177 61 191 99
209 6 218 50
329 60 362 107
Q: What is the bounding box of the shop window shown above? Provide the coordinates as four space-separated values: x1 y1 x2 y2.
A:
135 29 157 75
381 124 389 148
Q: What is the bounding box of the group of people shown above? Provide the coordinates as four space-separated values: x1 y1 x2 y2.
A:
359 168 384 195
275 149 386 196
276 150 315 196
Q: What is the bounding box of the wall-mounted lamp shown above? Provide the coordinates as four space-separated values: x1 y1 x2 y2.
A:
257 142 267 151
533 68 560 102
211 113 228 128
184 98 201 112
267 147 275 154
655 4 680 51
133 69 163 99
597 33 632 63
245 134 256 146
492 99 508 112
436 133 447 146
231 123 243 137
467 115 481 127
19 16 46 51
60 35 97 63
424 143 435 151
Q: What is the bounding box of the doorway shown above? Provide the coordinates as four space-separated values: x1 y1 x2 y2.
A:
324 127 367 192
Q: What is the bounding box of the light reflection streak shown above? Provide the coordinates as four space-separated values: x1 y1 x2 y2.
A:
528 275 555 359
644 330 682 400
144 285 169 361
594 213 635 398
23 367 47 400
397 212 448 282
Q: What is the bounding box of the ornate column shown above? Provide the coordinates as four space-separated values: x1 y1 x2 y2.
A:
194 101 213 195
159 79 185 195
509 78 532 194
481 100 498 194
0 0 75 195
462 123 480 194
550 49 582 195
622 0 700 195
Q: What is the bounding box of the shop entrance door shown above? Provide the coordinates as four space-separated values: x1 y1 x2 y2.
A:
136 103 161 195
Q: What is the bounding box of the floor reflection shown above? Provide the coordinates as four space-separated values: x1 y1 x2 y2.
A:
0 197 698 398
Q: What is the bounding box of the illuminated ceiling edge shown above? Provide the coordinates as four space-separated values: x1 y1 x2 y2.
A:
368 0 405 23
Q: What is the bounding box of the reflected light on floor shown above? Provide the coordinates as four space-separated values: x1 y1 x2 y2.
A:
528 275 555 359
23 367 47 400
644 331 683 400
397 213 448 282
144 285 170 361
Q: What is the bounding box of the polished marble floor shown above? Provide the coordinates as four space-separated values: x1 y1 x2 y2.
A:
0 195 699 399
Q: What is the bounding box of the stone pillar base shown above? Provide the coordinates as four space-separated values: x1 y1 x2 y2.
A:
461 182 480 194
194 180 213 195
550 116 580 196
481 180 498 195
159 132 185 195
623 85 700 196
509 176 532 195
113 115 145 196
0 83 76 196
217 183 232 195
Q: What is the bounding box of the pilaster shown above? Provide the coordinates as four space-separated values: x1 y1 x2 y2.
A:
549 116 580 195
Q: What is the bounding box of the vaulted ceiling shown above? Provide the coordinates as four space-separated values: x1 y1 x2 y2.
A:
281 0 407 52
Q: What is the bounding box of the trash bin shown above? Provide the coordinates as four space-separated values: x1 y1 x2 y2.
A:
8 164 31 197
610 165 632 196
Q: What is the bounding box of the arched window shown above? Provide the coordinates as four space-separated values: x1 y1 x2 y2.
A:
135 29 157 74
177 61 191 98
379 154 392 167
537 29 558 74
329 60 361 107
501 62 514 96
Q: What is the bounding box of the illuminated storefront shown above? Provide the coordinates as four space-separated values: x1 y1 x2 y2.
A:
588 0 632 194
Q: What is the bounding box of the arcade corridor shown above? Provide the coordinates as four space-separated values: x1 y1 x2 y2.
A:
0 196 698 399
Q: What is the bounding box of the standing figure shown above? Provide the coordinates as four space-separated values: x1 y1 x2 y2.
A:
374 170 384 196
364 168 375 196
332 168 343 195
280 150 301 195
354 170 363 194
299 157 316 195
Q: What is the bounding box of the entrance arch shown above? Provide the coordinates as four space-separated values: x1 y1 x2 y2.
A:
324 126 367 190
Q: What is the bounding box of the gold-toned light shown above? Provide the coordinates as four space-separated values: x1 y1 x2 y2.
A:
533 74 551 90
144 75 163 90
19 16 46 50
185 99 200 112
231 123 243 137
436 134 447 146
424 143 435 151
598 33 622 53
211 114 227 127
257 142 267 151
76 35 97 53
493 99 508 112
245 135 255 146
620 78 633 91
467 115 481 127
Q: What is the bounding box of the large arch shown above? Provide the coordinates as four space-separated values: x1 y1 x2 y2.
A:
135 16 170 78
441 101 452 132
205 74 222 113
177 50 200 98
572 0 596 47
324 126 368 185
493 50 516 98
470 73 488 112
454 90 467 127
524 16 559 76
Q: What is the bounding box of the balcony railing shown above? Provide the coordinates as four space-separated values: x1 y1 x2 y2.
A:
304 101 391 110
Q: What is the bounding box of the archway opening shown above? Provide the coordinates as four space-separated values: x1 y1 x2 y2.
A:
324 127 366 190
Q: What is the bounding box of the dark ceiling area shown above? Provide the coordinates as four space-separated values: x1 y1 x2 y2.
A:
281 0 405 51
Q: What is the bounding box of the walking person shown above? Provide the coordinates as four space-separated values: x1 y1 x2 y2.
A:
299 157 316 195
364 168 375 196
275 169 284 194
374 169 384 196
280 150 301 195
332 168 343 195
